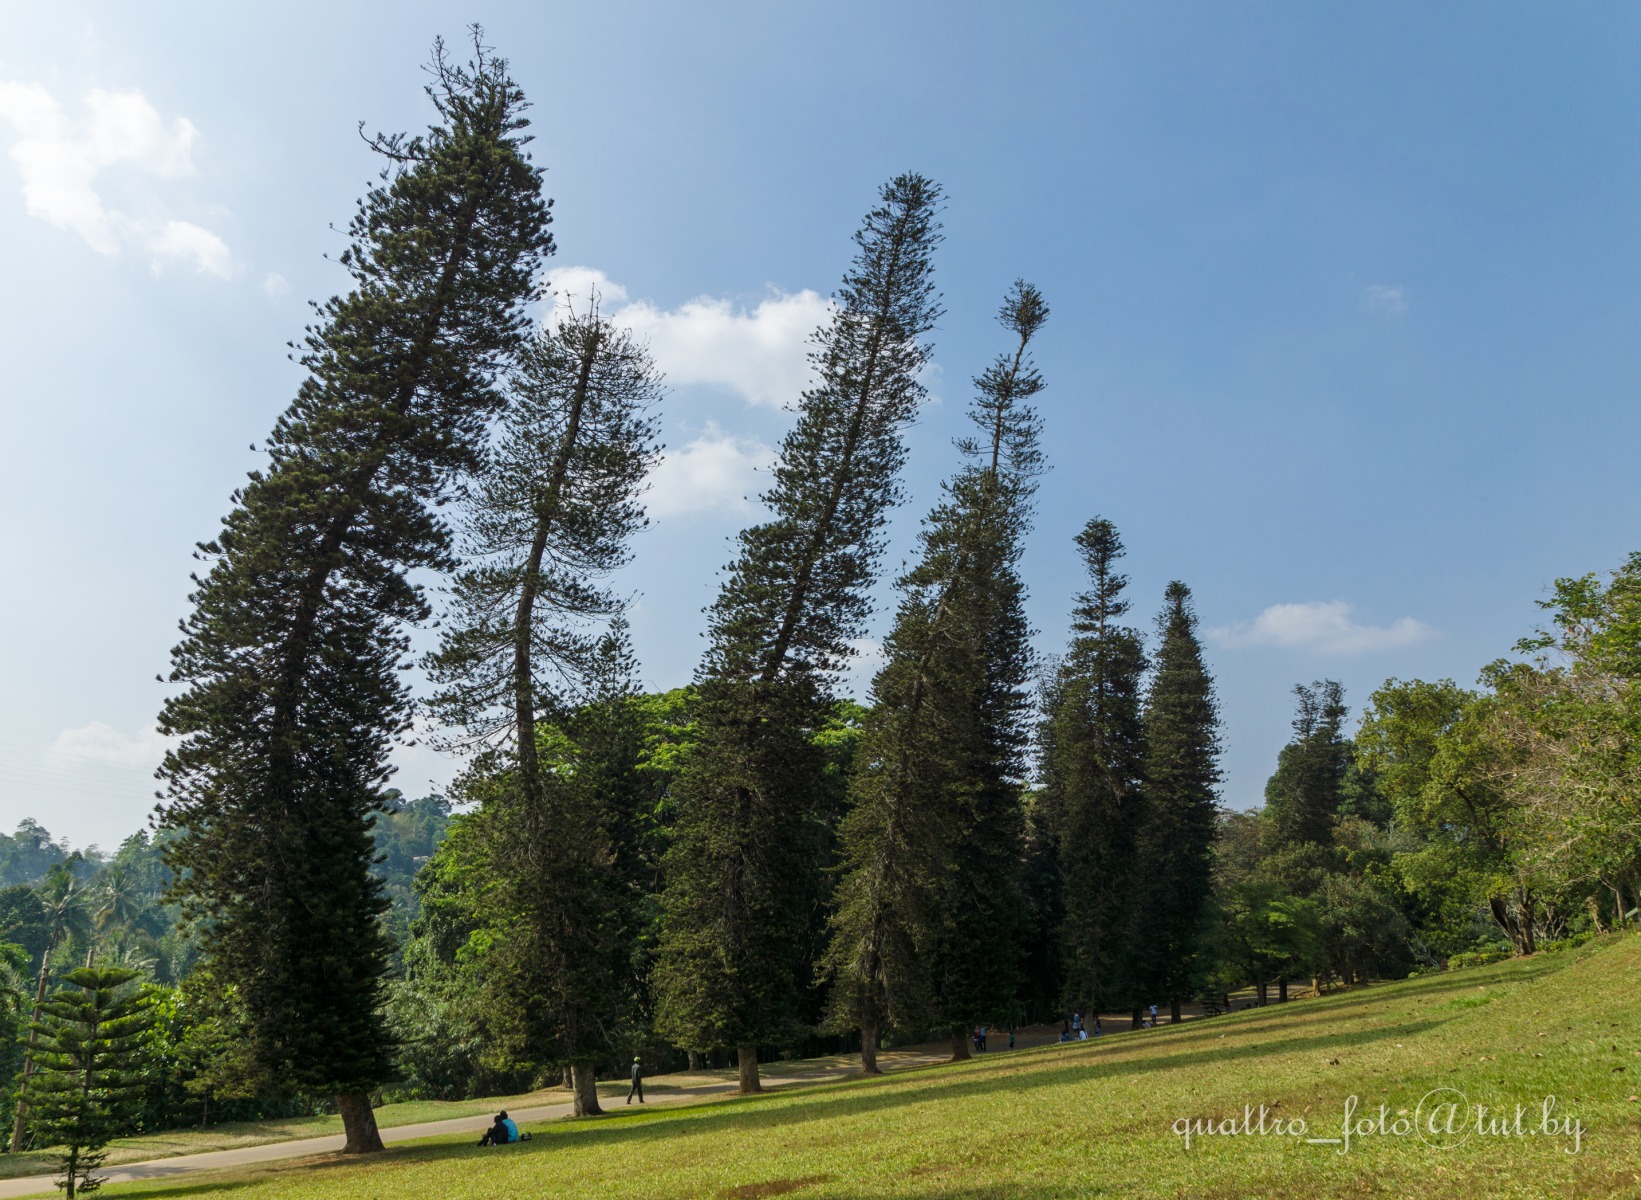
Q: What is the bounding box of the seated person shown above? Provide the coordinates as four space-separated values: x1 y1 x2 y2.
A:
478 1112 511 1147
501 1113 519 1143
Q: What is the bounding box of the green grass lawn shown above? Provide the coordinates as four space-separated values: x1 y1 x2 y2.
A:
0 1085 590 1180
40 931 1641 1198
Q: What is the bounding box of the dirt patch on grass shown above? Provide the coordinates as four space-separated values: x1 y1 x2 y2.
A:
720 1174 831 1198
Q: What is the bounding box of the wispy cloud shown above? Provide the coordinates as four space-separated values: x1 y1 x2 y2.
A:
0 81 231 277
647 421 776 519
1362 283 1407 316
48 721 171 770
1208 601 1433 655
546 266 830 408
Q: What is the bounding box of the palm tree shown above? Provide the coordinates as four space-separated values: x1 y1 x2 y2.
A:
9 865 90 1153
85 867 147 967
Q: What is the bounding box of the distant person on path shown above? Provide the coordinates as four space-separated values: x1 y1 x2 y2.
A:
1093 1018 1102 1037
1008 1028 1016 1050
628 1056 644 1104
1149 1004 1158 1025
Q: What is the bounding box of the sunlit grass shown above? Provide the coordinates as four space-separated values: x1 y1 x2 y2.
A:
22 932 1641 1199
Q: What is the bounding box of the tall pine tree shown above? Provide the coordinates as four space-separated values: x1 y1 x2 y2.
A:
1263 680 1350 871
424 306 660 1115
828 281 1046 1067
655 174 943 1093
1040 518 1148 1018
1130 582 1222 1022
156 36 554 1151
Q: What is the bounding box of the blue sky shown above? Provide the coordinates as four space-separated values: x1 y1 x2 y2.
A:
3 2 1640 852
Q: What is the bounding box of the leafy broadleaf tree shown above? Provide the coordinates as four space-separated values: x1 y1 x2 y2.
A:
423 303 660 1117
1130 582 1222 1021
828 281 1046 1067
28 966 155 1198
1041 518 1148 1019
655 174 943 1093
155 35 554 1152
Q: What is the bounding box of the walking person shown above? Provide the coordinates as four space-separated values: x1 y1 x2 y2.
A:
627 1056 644 1104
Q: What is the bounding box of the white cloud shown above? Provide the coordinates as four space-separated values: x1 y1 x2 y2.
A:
1208 601 1433 655
647 422 775 518
0 81 231 277
1363 284 1407 316
48 722 171 770
261 271 290 297
546 266 831 408
151 219 231 277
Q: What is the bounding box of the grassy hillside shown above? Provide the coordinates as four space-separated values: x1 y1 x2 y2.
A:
78 932 1641 1199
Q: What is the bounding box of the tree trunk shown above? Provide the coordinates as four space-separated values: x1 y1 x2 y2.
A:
860 1020 883 1074
337 1093 384 1153
563 1065 574 1090
687 1050 701 1071
949 1028 971 1062
1278 978 1288 1003
1256 981 1268 1006
1169 998 1181 1024
737 1046 762 1094
1131 1006 1143 1030
9 949 54 1152
571 1064 603 1116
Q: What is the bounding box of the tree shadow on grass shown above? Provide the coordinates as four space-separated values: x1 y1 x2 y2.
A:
108 1182 262 1199
495 1016 1448 1162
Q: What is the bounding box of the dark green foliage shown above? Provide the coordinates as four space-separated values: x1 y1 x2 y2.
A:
28 966 156 1197
1041 518 1148 1014
655 175 942 1075
392 683 700 1098
155 35 553 1117
1130 582 1222 1007
827 282 1045 1057
1263 680 1350 868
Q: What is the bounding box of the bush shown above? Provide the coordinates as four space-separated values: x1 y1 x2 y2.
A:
1445 946 1512 970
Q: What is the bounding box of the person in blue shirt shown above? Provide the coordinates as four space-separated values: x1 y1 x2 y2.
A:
501 1113 519 1142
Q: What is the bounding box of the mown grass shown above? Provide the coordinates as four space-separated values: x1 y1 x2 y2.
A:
35 933 1641 1198
0 1085 590 1180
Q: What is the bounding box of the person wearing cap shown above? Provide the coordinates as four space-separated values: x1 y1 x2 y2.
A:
627 1056 644 1104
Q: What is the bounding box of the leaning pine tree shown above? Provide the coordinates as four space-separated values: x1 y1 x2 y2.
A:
655 174 943 1094
1042 518 1148 1019
1130 582 1222 1022
828 281 1047 1068
156 36 554 1152
424 307 661 1117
